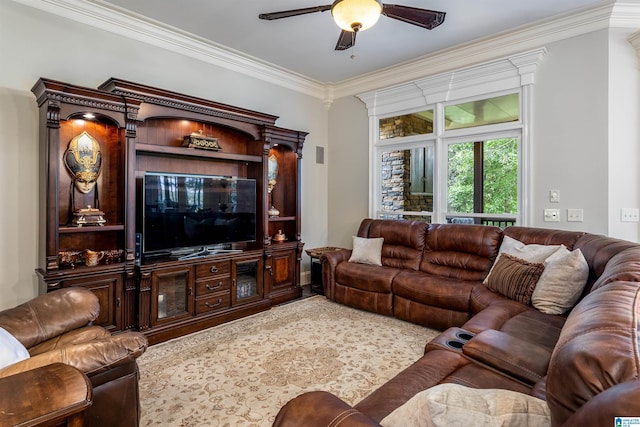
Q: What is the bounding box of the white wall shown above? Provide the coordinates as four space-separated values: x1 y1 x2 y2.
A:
0 0 329 309
533 30 610 233
608 26 640 240
327 96 369 249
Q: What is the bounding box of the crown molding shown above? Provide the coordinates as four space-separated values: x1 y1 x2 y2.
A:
332 2 627 99
11 0 327 99
12 0 640 105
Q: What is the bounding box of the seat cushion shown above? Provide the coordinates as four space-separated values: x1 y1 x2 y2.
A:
393 270 476 312
336 262 402 293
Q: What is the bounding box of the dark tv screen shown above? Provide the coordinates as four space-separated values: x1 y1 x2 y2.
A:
143 172 257 254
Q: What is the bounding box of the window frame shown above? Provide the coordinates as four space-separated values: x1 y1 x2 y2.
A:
361 49 544 226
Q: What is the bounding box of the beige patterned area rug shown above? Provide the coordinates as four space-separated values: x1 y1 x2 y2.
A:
138 295 439 426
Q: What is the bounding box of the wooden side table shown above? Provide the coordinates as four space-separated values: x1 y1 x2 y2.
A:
305 247 345 295
0 363 92 427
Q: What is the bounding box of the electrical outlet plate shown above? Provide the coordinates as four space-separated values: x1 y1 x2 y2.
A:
544 208 560 222
549 189 560 203
567 209 583 222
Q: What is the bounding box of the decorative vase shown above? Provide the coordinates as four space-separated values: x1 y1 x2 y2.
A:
268 205 280 217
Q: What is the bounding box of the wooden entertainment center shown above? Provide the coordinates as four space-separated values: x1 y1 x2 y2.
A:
32 78 307 344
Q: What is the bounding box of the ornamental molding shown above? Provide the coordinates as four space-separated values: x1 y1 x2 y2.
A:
357 48 546 116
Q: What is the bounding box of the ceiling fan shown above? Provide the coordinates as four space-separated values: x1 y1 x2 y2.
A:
259 0 446 51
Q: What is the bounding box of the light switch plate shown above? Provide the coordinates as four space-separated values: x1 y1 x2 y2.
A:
621 208 640 222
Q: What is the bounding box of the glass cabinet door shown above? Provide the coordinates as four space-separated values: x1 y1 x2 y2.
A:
152 266 193 324
232 258 263 305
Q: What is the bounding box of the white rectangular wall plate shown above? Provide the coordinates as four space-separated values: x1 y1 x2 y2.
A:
544 208 560 222
567 209 583 222
621 208 640 222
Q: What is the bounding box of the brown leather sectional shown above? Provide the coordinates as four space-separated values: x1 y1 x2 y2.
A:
273 219 640 426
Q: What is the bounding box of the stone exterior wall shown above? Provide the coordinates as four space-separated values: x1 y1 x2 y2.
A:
381 150 432 213
380 114 434 215
379 114 433 140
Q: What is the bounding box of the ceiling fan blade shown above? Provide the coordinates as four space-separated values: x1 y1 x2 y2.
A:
335 30 356 51
259 5 331 20
382 4 446 30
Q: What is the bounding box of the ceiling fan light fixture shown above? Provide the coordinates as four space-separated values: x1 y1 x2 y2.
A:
331 0 382 32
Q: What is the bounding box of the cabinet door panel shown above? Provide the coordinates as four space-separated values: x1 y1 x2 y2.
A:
62 273 123 332
271 250 295 289
232 258 263 305
152 266 193 325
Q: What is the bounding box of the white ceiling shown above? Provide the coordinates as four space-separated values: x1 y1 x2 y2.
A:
98 0 606 83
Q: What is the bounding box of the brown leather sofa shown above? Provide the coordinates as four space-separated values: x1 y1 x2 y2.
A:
0 287 148 426
273 219 640 426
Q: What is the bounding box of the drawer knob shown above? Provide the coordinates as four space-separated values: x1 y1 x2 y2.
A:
210 266 218 273
206 282 222 291
205 299 223 308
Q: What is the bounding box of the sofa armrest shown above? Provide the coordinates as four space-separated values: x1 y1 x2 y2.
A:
321 249 352 300
0 331 148 378
0 288 100 349
273 391 380 427
0 363 92 427
462 329 551 385
561 380 640 426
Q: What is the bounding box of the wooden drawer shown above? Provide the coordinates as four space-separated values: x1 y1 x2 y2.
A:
196 277 231 296
196 260 231 279
195 293 231 315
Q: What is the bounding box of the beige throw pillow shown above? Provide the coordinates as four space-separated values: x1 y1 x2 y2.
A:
348 236 384 266
531 246 589 314
380 383 551 427
498 235 561 262
484 253 544 305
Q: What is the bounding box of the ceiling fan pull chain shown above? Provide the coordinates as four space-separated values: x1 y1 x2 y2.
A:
350 32 356 59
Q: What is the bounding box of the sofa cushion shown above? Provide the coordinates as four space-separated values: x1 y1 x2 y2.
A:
531 246 589 314
336 262 402 293
379 383 550 427
483 254 544 305
359 219 427 270
349 236 384 266
589 246 640 292
393 270 476 312
420 224 502 281
0 327 29 369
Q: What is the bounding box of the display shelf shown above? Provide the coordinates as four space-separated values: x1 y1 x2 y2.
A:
59 224 125 234
136 143 262 163
269 216 297 222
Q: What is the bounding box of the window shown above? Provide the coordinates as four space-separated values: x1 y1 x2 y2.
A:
447 137 518 228
444 93 519 130
360 49 544 227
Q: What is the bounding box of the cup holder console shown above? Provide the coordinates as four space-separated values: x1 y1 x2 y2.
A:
446 340 464 349
426 327 477 353
455 331 475 342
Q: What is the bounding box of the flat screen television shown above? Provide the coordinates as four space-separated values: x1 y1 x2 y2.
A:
142 172 257 256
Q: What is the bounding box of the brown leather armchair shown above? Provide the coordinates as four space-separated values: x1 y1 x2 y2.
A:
0 287 148 426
